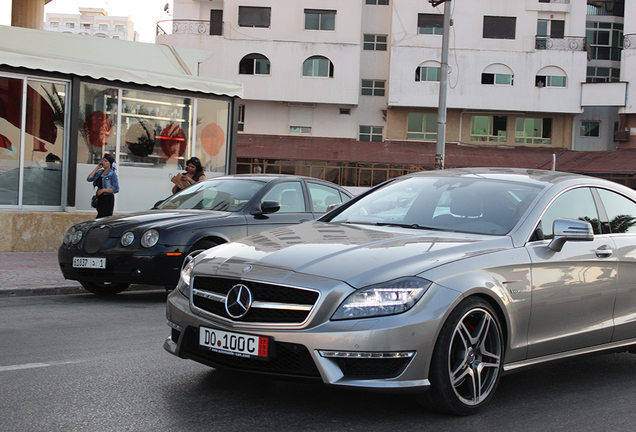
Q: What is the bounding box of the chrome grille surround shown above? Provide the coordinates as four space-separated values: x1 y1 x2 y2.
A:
191 276 320 325
83 225 111 254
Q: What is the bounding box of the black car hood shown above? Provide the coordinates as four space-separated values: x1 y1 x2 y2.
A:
76 210 234 233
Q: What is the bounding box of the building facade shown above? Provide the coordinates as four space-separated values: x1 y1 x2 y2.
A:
45 7 138 41
156 0 634 188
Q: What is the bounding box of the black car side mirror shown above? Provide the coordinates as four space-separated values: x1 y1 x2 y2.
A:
548 218 594 252
255 200 280 215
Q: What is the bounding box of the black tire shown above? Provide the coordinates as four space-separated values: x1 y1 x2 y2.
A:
419 297 504 415
80 281 130 296
183 240 218 268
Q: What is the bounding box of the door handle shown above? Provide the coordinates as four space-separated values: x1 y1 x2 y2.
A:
595 245 613 258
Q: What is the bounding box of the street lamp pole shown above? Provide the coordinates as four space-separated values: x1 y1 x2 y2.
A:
430 0 451 170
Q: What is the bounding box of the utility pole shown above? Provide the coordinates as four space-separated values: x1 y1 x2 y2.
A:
430 0 451 170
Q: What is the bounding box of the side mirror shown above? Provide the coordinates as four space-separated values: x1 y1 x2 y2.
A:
548 218 594 252
326 202 342 212
256 200 280 215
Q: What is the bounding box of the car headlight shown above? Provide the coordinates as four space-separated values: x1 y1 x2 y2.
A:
332 277 431 320
140 229 159 248
72 229 83 245
63 226 75 245
177 259 195 298
120 231 134 247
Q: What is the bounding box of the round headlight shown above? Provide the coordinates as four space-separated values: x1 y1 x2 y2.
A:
63 227 75 245
140 229 159 248
71 230 83 245
121 231 135 247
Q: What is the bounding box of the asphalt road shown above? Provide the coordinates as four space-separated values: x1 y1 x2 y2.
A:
2 291 636 432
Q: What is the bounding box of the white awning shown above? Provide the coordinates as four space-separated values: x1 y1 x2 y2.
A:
0 25 243 98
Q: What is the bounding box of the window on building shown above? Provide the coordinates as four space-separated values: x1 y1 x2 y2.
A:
415 61 441 82
587 21 623 61
483 16 516 39
359 126 383 142
302 56 334 78
340 108 351 115
112 35 120 39
470 116 507 142
536 19 564 49
239 54 271 75
98 23 107 31
407 113 437 140
361 80 385 96
580 121 600 138
115 24 123 32
363 34 387 51
586 66 621 83
515 118 552 144
210 10 223 35
536 66 567 88
418 14 443 35
290 126 312 134
66 22 75 28
481 64 513 85
238 6 271 28
305 9 336 31
366 0 389 4
82 23 91 30
237 105 245 131
50 21 59 28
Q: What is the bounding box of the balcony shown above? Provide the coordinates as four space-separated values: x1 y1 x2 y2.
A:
535 36 586 51
156 20 223 37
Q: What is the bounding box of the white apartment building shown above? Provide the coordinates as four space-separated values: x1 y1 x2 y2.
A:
45 7 138 41
157 0 635 188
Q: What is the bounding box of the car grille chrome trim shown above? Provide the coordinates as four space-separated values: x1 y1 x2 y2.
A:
191 276 320 325
319 350 415 359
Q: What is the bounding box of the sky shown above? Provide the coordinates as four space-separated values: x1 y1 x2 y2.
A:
0 0 173 43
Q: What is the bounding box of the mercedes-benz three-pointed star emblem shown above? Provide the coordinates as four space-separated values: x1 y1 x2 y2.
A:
225 284 253 319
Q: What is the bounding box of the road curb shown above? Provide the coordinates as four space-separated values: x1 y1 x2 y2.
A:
0 284 166 298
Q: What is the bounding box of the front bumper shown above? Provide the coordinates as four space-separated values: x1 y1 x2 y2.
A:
58 247 185 288
164 284 458 390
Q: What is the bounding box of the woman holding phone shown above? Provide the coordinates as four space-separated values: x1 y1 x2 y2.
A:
87 153 120 218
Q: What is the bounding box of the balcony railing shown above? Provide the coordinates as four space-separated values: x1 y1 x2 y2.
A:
156 20 222 36
540 0 570 3
625 34 636 50
535 36 587 51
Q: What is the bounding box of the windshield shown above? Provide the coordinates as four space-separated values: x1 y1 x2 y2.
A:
329 176 543 235
156 179 265 211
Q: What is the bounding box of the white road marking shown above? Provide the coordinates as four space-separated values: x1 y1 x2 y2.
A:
0 360 81 372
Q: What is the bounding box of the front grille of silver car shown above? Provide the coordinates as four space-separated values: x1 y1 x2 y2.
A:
192 276 320 324
84 226 111 254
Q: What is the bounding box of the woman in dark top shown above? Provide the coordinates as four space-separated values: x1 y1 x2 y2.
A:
172 157 206 194
87 153 120 218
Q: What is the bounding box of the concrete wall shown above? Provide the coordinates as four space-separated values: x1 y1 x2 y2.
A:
0 211 95 252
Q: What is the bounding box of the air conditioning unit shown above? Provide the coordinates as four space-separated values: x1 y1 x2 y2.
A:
614 130 630 142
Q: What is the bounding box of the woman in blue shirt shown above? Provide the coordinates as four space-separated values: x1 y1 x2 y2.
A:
87 153 120 218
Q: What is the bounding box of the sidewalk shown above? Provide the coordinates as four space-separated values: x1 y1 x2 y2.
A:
0 252 160 297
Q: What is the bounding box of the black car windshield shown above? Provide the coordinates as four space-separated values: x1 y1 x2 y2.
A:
329 176 544 235
157 179 265 211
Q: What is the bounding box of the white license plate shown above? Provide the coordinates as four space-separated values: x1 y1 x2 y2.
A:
199 326 269 359
72 257 106 269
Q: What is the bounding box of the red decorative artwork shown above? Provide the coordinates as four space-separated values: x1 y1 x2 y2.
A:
200 123 225 156
158 123 186 158
0 134 12 150
82 111 112 148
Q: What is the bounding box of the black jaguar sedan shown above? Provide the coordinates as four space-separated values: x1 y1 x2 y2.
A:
58 174 353 295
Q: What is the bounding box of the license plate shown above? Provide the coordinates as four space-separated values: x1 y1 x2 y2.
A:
72 257 106 269
199 326 269 359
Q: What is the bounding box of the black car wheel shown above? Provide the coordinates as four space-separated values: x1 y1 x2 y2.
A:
419 297 503 415
80 281 131 296
184 240 219 267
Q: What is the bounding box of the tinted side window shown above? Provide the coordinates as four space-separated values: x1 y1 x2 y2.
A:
262 182 306 213
307 183 346 213
540 188 600 238
597 189 636 234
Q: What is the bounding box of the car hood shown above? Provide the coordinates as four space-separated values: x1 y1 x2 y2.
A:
76 210 234 233
196 221 513 288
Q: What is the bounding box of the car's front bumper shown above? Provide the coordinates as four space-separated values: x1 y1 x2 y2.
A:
164 283 459 390
58 247 186 288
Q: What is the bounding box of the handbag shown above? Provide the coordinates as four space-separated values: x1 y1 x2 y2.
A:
91 194 99 208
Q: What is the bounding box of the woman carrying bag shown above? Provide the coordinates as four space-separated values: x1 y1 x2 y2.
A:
87 153 120 218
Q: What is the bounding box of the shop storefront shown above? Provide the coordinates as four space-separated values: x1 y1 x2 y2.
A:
0 25 242 251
